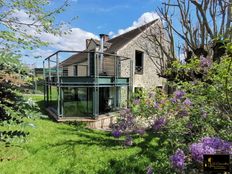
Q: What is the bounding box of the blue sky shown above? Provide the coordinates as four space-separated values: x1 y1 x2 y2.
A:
61 0 161 33
21 0 163 67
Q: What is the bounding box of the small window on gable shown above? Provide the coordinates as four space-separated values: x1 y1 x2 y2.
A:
73 65 78 76
135 50 144 74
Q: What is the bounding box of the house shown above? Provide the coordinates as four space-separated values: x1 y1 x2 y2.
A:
43 19 166 125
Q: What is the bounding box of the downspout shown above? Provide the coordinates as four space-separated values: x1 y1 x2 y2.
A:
99 34 104 74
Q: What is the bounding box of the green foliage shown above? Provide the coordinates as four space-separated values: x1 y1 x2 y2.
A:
0 112 152 174
117 42 232 173
0 0 72 145
0 0 72 55
0 53 40 144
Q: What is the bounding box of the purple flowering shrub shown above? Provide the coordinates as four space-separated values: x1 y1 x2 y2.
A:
152 117 167 131
111 108 139 146
169 137 231 172
170 149 185 171
190 137 232 162
113 45 232 172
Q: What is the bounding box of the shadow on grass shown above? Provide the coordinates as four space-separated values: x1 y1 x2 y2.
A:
96 131 173 174
27 95 174 173
49 126 172 174
53 126 124 148
36 100 47 115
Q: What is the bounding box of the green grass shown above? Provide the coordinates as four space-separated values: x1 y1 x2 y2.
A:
0 95 171 174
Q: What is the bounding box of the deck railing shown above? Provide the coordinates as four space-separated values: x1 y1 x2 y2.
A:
43 51 132 83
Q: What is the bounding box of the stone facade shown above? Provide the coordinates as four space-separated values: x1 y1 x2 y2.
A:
66 20 166 106
117 21 166 91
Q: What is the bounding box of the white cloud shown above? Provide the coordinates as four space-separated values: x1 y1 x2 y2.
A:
9 10 98 51
10 9 34 24
40 28 98 51
14 10 160 67
24 28 98 67
21 48 55 67
8 10 98 67
113 12 159 37
108 31 114 36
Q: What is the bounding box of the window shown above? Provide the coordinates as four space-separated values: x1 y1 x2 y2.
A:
73 65 78 76
135 50 144 74
156 86 163 90
63 67 68 76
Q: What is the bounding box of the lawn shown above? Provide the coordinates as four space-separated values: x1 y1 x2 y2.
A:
0 95 169 174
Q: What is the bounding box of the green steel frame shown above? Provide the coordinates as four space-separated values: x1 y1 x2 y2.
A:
43 50 132 119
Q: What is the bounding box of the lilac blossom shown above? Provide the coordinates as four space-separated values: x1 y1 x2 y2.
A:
183 98 192 106
170 149 185 171
112 108 136 136
221 141 232 154
153 117 166 131
201 137 224 149
146 166 154 174
154 102 160 109
112 129 121 138
134 129 145 135
120 109 127 116
133 99 140 105
200 56 212 68
160 99 166 104
190 137 232 163
125 108 131 113
170 97 177 104
174 90 185 99
190 142 215 162
124 135 133 146
178 109 188 117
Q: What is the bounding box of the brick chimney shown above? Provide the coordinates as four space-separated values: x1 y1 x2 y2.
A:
99 34 110 42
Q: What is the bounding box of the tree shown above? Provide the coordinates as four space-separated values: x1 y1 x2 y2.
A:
0 0 73 145
0 0 72 55
140 0 232 79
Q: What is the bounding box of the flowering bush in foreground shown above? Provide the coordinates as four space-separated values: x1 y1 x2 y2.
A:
146 166 154 174
169 137 232 173
152 117 167 131
170 149 185 171
190 137 232 162
111 44 232 173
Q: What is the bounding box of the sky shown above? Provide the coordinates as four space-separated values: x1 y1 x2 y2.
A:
21 0 163 68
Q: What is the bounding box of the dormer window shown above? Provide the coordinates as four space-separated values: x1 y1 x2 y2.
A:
135 50 144 74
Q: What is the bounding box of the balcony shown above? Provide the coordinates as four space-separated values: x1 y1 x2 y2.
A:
43 50 132 119
43 51 131 87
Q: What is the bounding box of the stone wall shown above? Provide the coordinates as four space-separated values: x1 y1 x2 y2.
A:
117 21 166 92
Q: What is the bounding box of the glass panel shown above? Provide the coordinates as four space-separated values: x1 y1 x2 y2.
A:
99 87 116 114
63 87 93 117
47 86 58 112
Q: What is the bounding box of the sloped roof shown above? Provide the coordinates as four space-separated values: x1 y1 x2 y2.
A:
60 52 88 67
106 19 158 53
59 19 158 67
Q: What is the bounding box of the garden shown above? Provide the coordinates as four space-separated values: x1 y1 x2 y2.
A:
0 43 231 174
0 0 231 174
